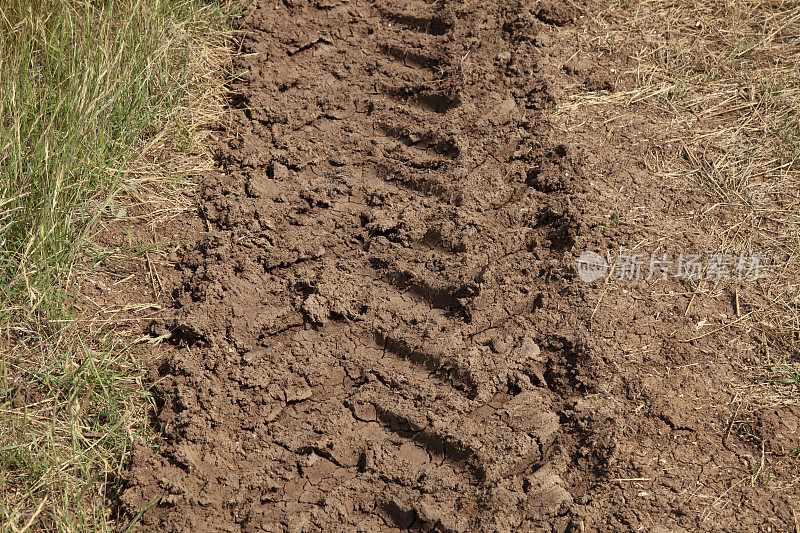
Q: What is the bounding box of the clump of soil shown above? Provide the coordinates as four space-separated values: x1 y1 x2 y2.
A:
121 0 798 530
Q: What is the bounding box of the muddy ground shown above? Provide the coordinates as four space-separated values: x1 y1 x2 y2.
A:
119 0 799 530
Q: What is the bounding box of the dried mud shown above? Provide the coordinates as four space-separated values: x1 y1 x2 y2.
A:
121 0 799 530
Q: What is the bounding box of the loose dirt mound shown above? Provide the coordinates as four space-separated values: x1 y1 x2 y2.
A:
121 0 798 530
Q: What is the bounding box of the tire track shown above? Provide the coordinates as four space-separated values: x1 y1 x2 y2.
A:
123 0 583 530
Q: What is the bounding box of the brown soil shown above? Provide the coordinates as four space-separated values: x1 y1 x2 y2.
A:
120 0 799 530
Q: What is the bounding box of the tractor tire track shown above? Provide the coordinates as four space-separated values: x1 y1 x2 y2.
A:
122 0 587 530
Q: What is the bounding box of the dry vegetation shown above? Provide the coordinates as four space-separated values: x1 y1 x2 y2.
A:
564 0 800 485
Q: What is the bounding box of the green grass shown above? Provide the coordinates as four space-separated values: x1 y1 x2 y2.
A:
0 0 233 529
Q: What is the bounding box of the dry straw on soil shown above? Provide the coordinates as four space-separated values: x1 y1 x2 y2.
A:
564 0 800 485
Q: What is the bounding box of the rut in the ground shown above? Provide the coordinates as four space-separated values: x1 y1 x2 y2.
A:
122 0 586 530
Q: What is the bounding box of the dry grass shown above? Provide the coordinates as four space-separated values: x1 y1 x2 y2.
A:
564 0 800 486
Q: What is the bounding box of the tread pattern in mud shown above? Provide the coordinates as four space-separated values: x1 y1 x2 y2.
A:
123 0 586 530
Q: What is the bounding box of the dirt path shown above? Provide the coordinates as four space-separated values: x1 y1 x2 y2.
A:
121 0 798 530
